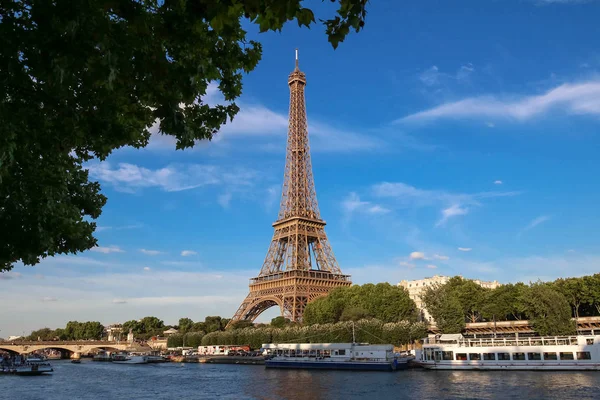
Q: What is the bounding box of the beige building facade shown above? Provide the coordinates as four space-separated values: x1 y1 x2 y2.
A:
397 275 501 322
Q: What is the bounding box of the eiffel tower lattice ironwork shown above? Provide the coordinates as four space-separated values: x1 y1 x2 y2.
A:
227 51 351 327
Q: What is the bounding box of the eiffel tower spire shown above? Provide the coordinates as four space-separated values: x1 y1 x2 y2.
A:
227 51 351 327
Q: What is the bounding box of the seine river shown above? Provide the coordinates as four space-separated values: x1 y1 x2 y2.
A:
1 360 599 400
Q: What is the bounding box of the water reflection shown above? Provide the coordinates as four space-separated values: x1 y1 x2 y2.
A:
1 361 598 400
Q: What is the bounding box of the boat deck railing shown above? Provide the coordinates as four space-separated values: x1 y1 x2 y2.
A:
424 336 584 348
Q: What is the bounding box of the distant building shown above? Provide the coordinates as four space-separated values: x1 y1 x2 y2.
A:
398 275 501 322
163 328 178 336
106 324 123 341
7 335 22 341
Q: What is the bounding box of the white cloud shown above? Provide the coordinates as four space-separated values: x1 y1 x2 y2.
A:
181 250 198 257
372 181 519 227
143 267 151 271
400 80 600 122
0 272 22 280
433 254 449 261
437 204 469 226
494 180 503 185
486 122 495 128
90 246 124 254
458 247 473 252
409 251 426 260
367 205 391 214
87 162 259 195
520 215 551 235
112 299 127 304
426 264 438 269
419 64 474 87
147 95 383 153
398 261 415 268
40 297 57 302
139 249 163 256
342 193 389 217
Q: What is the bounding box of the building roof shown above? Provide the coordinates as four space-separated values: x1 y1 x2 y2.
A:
163 328 179 335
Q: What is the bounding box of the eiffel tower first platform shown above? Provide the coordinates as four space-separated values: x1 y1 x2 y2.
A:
227 51 351 327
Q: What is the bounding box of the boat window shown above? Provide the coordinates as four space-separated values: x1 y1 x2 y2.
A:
338 350 346 356
434 351 442 361
497 353 510 361
512 353 525 361
543 352 557 360
586 338 594 345
456 353 467 361
527 353 541 361
483 353 496 360
442 351 454 361
469 353 481 361
559 352 574 360
577 352 591 360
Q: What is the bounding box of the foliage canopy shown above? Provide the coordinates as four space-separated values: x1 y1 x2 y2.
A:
0 0 369 271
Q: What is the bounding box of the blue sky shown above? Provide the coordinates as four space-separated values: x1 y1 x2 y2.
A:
3 0 600 336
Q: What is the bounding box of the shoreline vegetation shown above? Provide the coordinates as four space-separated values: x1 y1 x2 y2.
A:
8 274 600 347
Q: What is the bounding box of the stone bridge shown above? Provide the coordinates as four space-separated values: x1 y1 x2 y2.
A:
0 341 134 355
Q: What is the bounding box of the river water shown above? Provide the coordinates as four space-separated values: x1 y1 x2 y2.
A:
1 360 599 400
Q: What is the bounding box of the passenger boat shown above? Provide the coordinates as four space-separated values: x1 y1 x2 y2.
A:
262 343 407 371
417 334 600 370
12 356 54 376
112 355 149 364
92 350 111 362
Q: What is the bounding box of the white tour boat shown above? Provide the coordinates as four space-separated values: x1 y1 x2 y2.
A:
262 342 407 371
112 355 149 364
417 334 600 370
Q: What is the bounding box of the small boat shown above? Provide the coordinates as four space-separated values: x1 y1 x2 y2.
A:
112 355 148 364
71 359 81 364
262 342 407 371
14 358 54 376
417 334 600 370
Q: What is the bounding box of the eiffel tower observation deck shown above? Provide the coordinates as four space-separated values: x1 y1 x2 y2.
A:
227 51 351 327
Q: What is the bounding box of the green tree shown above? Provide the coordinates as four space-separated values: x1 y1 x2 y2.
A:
420 283 466 333
270 316 291 329
584 274 600 316
204 316 224 333
303 283 418 325
28 328 56 341
0 0 369 272
178 318 194 334
554 277 588 318
481 283 527 321
445 277 489 323
167 334 184 348
339 306 372 322
228 320 254 330
522 282 576 336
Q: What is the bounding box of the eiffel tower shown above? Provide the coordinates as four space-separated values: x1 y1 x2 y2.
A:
227 51 351 327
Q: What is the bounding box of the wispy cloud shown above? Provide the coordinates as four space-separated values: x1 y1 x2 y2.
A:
342 192 390 218
437 204 469 227
180 250 198 257
520 215 551 236
399 80 600 123
40 297 58 302
139 249 163 256
87 162 258 194
458 247 473 252
371 181 519 226
0 272 22 280
90 246 125 254
218 193 233 209
96 224 143 232
433 254 450 260
494 180 503 185
143 267 151 271
426 264 438 269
